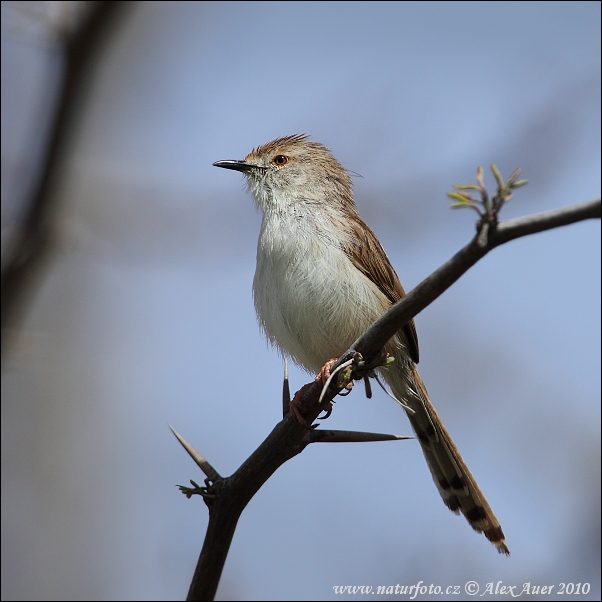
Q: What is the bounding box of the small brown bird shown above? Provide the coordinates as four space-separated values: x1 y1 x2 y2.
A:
214 135 509 555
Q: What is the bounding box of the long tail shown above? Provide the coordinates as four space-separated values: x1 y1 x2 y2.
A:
385 360 509 555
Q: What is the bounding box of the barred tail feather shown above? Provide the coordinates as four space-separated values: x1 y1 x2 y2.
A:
385 361 509 555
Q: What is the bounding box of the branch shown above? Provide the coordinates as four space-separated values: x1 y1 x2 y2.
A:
346 198 601 366
179 197 599 601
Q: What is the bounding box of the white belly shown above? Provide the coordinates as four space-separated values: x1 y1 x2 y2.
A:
252 209 389 373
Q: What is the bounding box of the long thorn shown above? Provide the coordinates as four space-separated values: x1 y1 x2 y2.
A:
310 429 412 443
169 424 222 483
282 358 291 418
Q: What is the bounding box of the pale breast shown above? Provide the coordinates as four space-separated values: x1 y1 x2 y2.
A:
252 208 390 373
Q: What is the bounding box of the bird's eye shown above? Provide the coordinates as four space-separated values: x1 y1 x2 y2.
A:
273 155 288 166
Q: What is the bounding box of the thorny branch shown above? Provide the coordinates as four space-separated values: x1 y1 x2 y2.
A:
174 169 600 600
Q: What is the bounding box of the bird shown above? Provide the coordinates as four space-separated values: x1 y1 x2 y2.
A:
213 134 509 555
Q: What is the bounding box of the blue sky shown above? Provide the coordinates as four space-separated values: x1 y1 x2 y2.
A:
2 2 600 600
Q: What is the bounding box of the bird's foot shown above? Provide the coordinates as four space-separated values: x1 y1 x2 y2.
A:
316 357 355 419
288 357 355 424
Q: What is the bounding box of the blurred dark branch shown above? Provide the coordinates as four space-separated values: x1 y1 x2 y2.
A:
179 197 599 601
1 1 127 353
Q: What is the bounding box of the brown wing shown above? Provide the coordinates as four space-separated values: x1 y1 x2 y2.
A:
343 214 419 363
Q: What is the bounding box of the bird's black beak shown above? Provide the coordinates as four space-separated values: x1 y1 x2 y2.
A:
212 160 257 173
